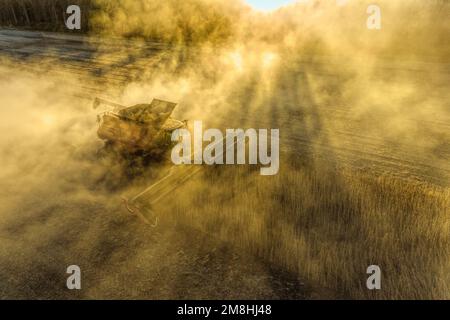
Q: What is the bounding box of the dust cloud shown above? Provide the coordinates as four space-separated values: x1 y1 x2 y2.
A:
89 0 450 155
0 0 449 299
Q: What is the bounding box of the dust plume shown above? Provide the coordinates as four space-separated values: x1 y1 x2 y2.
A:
0 0 449 299
90 0 246 44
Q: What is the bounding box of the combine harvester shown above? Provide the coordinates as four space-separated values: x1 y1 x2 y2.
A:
94 97 200 227
94 97 240 226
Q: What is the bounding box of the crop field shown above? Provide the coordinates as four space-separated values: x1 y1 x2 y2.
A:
0 1 449 300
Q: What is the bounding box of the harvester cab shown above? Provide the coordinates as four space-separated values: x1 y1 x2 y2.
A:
94 97 186 156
